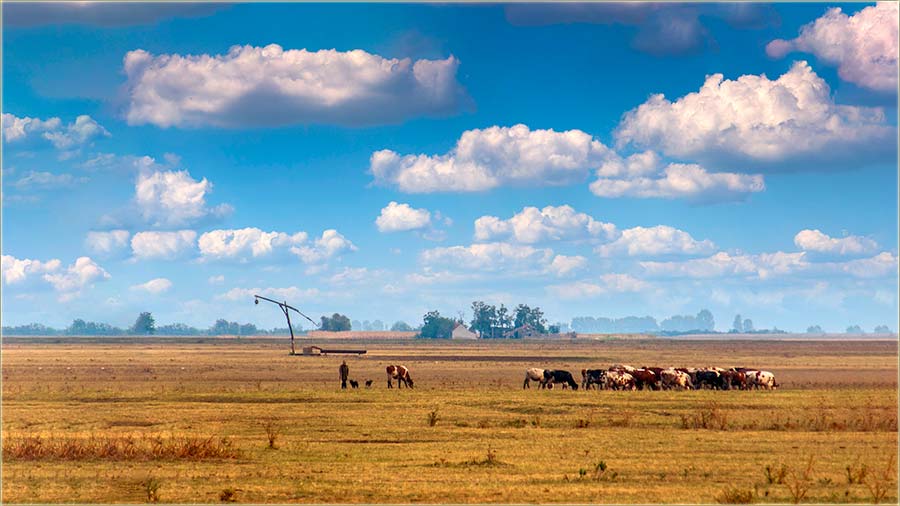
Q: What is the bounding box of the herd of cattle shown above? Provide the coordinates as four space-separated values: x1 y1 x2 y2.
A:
524 365 779 391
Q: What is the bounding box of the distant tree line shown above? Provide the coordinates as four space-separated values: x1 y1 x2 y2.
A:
571 310 715 334
2 312 304 336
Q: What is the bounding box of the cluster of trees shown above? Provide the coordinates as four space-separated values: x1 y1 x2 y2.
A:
317 314 413 332
730 314 755 333
416 302 555 339
418 311 461 339
571 310 714 334
320 313 352 331
469 301 551 337
806 324 895 335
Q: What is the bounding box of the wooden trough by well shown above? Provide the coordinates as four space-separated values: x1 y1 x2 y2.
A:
301 346 366 356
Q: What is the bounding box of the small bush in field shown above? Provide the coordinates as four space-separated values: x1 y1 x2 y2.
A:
863 455 896 504
143 477 161 503
784 456 816 504
716 486 754 504
219 487 238 502
764 463 787 484
427 409 439 427
262 419 280 449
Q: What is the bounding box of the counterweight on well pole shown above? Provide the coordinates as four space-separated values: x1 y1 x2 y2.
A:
253 295 318 355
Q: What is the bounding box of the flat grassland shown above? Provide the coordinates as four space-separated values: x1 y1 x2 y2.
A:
2 338 897 503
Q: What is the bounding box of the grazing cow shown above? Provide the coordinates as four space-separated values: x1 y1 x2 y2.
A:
695 370 725 390
675 367 699 386
386 365 414 389
746 370 777 390
723 370 747 390
643 366 666 377
365 379 373 389
608 364 636 373
629 368 660 390
604 370 636 390
524 368 548 389
543 369 579 390
582 369 607 390
660 369 693 390
349 379 359 389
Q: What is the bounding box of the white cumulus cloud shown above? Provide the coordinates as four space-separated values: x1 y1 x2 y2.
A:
2 113 109 148
371 124 610 192
131 230 197 260
123 44 467 128
475 205 617 244
290 229 357 264
596 225 715 257
615 61 894 168
421 242 554 272
1 255 62 284
42 257 110 299
546 255 588 277
794 229 878 255
131 277 173 294
766 3 898 92
134 169 232 227
198 228 308 261
831 252 898 278
85 230 131 256
591 162 765 203
641 251 809 280
375 202 432 232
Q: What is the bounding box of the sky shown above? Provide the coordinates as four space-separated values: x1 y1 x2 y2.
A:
1 2 898 333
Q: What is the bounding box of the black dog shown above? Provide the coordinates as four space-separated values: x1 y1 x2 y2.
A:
365 379 373 388
349 380 359 389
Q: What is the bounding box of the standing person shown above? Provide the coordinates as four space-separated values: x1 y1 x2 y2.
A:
339 360 349 389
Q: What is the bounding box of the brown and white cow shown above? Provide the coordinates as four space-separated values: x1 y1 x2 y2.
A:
386 365 414 388
604 370 636 390
608 364 636 373
629 368 660 390
524 368 547 389
660 368 693 390
746 370 777 390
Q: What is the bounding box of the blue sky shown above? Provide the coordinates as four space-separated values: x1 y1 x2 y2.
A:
2 2 897 332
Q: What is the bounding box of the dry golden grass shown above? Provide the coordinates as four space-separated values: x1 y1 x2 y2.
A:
1 338 897 503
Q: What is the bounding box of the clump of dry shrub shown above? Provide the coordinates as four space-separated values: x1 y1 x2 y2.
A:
3 434 239 461
680 403 729 430
262 419 280 449
716 486 754 504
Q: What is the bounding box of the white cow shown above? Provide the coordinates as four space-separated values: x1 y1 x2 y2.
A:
747 370 778 390
523 368 547 389
660 368 693 390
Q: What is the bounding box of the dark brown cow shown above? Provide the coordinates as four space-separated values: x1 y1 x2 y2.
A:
582 369 607 390
543 370 579 390
630 368 660 390
386 365 414 388
723 370 747 390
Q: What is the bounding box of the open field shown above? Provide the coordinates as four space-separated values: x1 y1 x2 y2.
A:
2 338 897 503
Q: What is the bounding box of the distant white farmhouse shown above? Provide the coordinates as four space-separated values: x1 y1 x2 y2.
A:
451 322 478 339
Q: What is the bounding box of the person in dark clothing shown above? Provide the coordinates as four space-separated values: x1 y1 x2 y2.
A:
339 360 349 389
